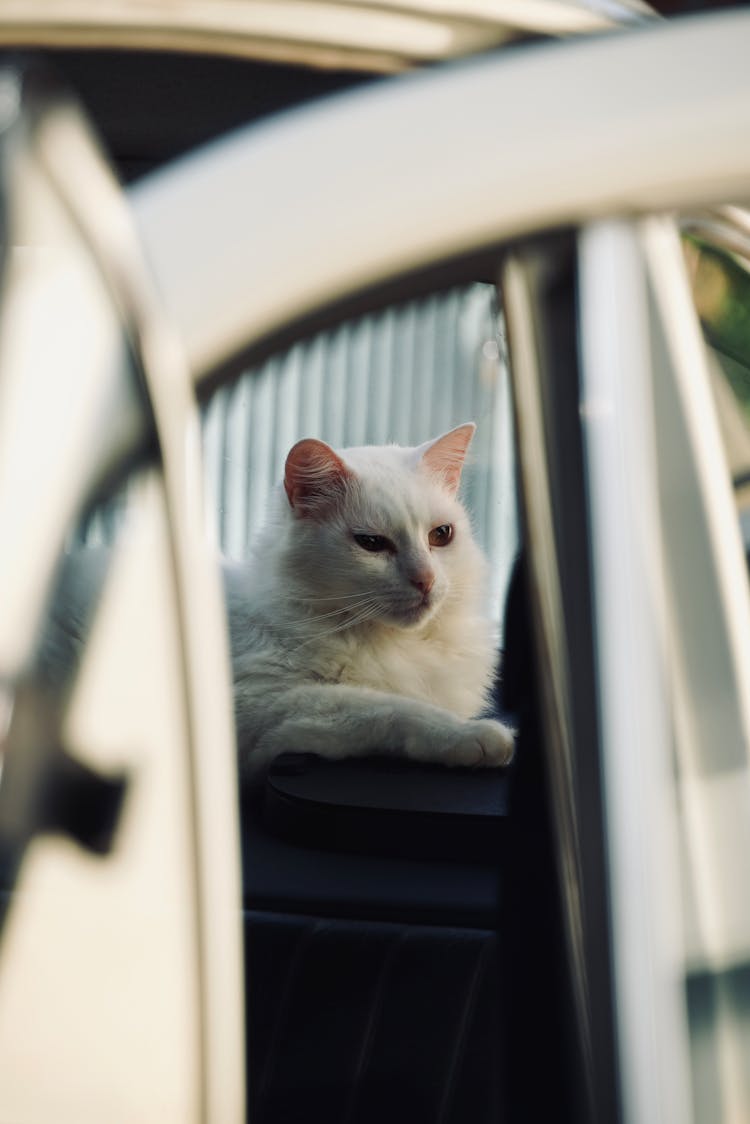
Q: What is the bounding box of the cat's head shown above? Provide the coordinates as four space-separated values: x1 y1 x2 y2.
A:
281 423 485 630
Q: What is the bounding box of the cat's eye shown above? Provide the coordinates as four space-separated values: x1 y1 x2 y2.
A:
428 524 453 547
354 533 394 553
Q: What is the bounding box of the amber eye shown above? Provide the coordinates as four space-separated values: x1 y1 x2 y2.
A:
428 524 453 548
354 533 394 553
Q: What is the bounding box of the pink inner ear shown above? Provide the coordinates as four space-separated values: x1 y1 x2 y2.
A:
419 423 475 495
284 438 351 517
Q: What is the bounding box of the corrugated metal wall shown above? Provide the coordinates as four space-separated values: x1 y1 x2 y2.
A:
201 283 518 619
81 283 518 621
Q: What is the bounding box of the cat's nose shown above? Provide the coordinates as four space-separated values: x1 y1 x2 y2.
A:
410 571 435 596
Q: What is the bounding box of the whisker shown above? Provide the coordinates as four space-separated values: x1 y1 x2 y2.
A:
288 598 377 625
295 600 381 647
296 589 382 603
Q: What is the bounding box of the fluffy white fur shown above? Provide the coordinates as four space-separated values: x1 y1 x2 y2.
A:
40 426 514 780
227 423 514 778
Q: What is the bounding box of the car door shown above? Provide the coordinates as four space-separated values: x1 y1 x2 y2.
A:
130 10 750 1124
0 65 244 1123
2 9 749 1124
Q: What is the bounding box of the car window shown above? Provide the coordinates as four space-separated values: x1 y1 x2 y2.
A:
684 233 750 524
204 274 523 1122
201 281 519 626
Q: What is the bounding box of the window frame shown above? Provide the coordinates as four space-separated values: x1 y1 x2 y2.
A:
126 14 750 1124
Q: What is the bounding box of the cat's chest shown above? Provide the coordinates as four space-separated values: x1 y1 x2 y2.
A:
319 623 491 719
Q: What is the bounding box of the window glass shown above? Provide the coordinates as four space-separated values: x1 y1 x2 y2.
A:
686 238 750 416
684 235 750 519
201 282 519 623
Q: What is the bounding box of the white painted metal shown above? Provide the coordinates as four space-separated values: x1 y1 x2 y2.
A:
580 213 750 1124
578 220 693 1124
0 477 203 1123
644 218 750 788
0 0 653 70
0 87 245 1123
46 98 246 1124
0 131 144 678
132 11 750 384
642 218 750 1122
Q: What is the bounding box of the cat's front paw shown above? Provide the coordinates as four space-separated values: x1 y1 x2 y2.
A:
445 718 515 768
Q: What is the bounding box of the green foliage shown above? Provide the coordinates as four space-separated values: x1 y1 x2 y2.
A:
686 236 750 420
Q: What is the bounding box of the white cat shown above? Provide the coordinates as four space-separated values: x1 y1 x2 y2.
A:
225 422 515 779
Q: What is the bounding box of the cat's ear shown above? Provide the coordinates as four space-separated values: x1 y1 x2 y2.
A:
415 422 475 496
284 438 352 518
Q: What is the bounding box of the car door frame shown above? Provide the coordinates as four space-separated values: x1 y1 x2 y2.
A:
129 12 750 1124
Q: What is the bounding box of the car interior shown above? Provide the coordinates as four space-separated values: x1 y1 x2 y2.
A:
210 271 571 1123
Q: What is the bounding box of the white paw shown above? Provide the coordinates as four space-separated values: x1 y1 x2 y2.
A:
445 718 515 767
